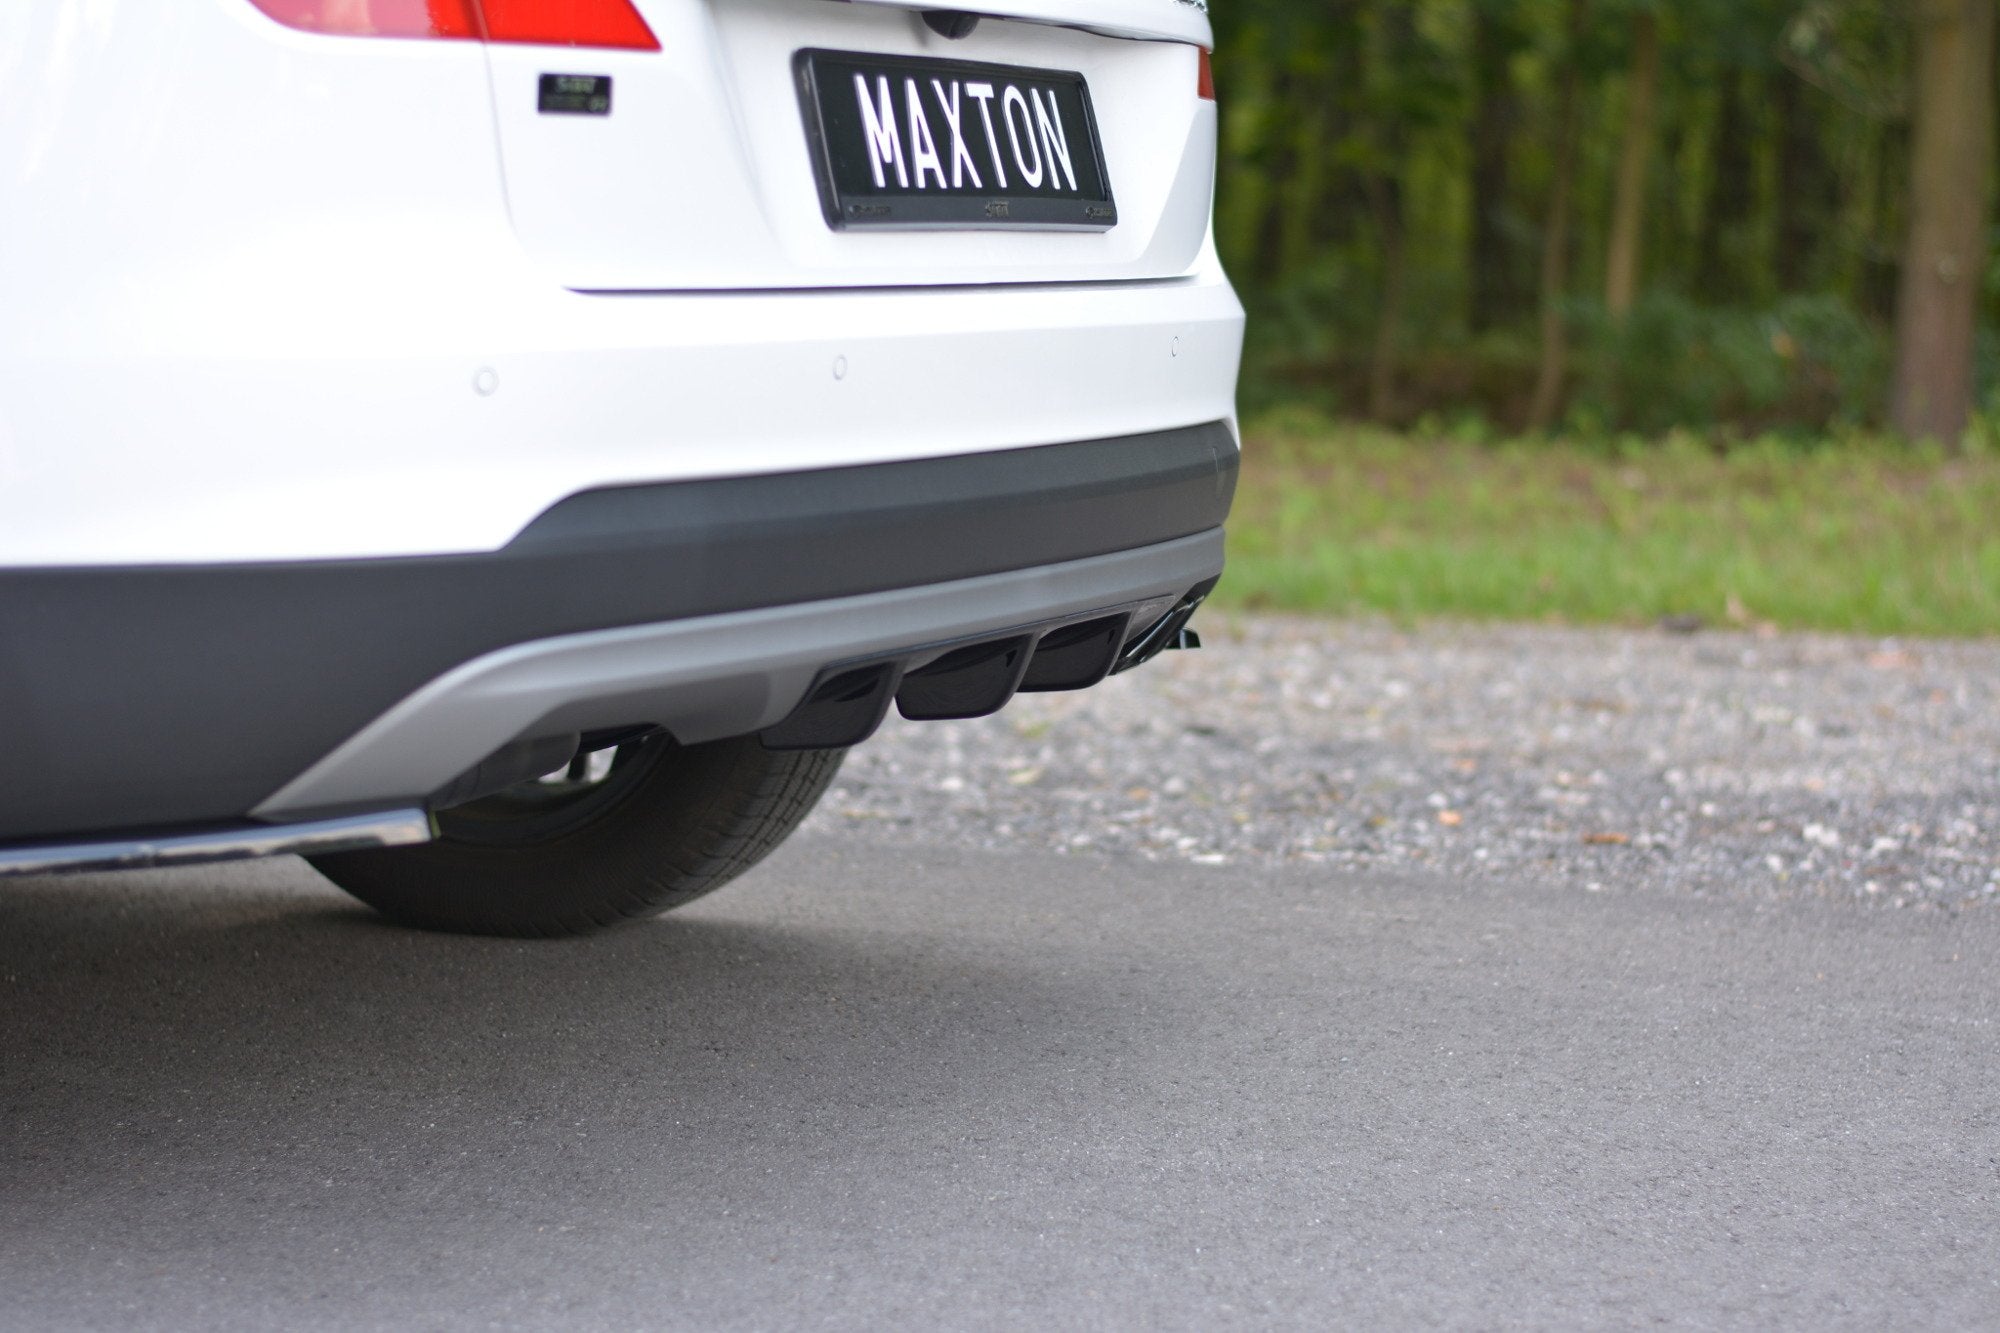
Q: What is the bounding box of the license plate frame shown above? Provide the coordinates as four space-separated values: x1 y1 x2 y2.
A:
794 48 1118 232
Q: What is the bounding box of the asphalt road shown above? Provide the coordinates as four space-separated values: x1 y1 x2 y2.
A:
2 835 1996 1330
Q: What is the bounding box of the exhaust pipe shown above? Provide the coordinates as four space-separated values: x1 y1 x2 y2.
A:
1113 579 1215 675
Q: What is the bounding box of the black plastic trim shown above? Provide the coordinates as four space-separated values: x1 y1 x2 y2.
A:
1018 613 1129 693
1114 578 1219 675
0 423 1236 841
760 663 906 752
895 634 1036 722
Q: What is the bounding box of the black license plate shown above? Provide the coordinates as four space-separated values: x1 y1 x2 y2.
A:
795 49 1117 231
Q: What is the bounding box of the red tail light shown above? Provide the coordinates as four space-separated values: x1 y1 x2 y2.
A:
480 0 659 49
1197 47 1215 101
248 0 660 50
246 0 479 39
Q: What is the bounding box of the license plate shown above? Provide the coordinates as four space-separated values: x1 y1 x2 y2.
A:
795 49 1117 231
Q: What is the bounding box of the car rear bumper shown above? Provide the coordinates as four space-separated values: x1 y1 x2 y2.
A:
0 423 1234 844
1 272 1244 568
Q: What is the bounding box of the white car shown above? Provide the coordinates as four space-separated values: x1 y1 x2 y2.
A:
0 0 1242 933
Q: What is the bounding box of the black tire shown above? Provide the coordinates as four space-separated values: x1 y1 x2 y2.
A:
308 734 846 937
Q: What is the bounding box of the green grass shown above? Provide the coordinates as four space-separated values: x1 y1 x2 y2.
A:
1218 409 2000 637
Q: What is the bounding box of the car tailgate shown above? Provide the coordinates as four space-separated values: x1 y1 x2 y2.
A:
482 0 1216 290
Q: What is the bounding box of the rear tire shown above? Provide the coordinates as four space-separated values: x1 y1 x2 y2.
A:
309 734 845 937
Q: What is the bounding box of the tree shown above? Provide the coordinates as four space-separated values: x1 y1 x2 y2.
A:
1890 0 1997 442
1467 0 1533 332
1362 1 1451 420
1529 0 1592 431
1694 65 1757 303
1605 5 1663 318
1773 61 1841 293
1209 0 1995 435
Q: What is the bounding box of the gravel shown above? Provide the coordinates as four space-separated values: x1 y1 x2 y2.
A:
804 615 2000 909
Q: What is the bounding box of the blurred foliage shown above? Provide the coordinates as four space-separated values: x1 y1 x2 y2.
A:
1211 0 1997 438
